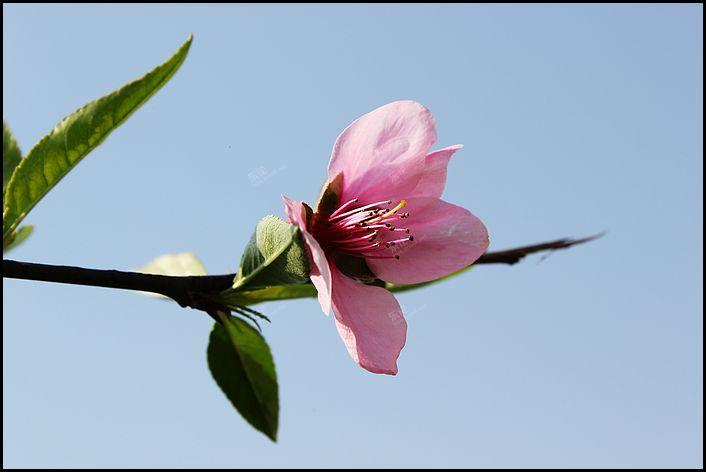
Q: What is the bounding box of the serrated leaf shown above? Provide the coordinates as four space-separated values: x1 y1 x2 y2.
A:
3 224 34 253
207 314 279 441
231 215 310 291
2 35 193 240
3 121 22 195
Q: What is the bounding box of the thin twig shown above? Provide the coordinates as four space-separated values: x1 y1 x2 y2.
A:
474 233 604 265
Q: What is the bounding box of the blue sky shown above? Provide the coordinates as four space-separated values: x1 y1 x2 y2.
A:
3 4 702 468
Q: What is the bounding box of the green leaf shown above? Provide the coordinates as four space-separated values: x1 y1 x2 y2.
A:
2 35 193 240
231 215 310 290
3 224 34 253
221 283 318 307
135 252 208 299
222 264 477 307
386 264 475 294
3 121 22 195
138 252 207 276
207 314 279 441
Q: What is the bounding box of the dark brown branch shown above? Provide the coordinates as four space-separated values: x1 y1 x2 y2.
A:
474 233 604 265
1 260 234 309
2 233 601 310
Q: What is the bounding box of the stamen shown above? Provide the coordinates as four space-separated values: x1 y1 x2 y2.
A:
344 241 381 251
336 211 376 228
327 231 378 244
328 198 359 218
387 237 414 245
328 200 393 222
366 200 407 224
313 197 414 261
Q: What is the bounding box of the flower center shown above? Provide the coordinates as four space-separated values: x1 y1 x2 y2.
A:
313 197 414 260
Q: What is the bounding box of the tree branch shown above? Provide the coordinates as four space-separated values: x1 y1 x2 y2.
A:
474 233 604 265
1 259 234 309
2 233 601 310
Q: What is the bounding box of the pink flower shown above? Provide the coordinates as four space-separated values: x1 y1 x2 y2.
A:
283 101 489 375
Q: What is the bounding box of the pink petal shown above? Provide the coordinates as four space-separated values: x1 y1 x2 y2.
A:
282 195 332 315
411 144 463 199
328 100 437 204
367 198 489 285
330 262 407 375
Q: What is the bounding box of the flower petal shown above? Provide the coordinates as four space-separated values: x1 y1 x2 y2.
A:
367 198 489 285
330 262 407 375
411 144 463 199
328 100 436 203
282 195 332 315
